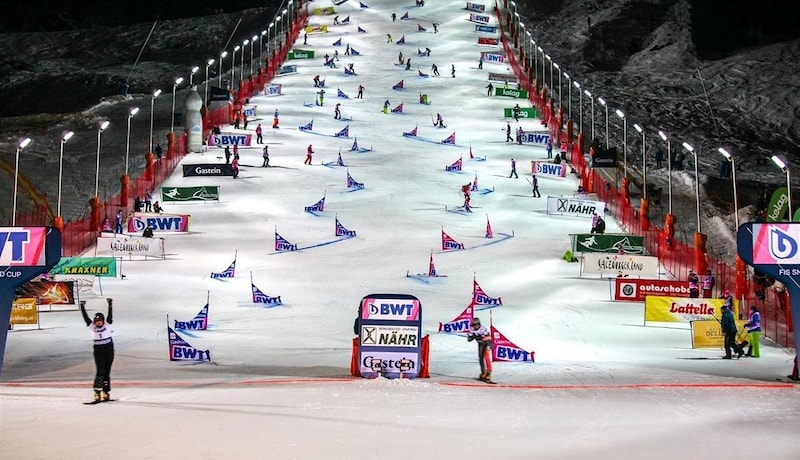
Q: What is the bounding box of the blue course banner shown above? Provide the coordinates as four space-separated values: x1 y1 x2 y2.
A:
475 24 497 33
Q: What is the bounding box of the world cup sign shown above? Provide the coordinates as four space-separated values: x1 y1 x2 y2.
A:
737 223 800 360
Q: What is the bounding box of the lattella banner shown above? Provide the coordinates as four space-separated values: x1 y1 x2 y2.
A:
581 253 660 278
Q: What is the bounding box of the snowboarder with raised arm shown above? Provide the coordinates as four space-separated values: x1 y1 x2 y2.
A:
81 298 115 402
467 317 493 382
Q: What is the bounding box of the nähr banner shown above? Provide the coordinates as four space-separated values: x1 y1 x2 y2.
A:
570 233 644 254
161 186 220 202
182 164 232 177
547 196 605 218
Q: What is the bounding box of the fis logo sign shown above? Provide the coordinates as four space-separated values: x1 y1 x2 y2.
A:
0 227 46 267
753 224 800 264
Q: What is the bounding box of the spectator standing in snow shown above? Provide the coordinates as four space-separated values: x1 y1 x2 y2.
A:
744 305 761 357
387 33 393 43
383 99 390 114
655 148 664 168
432 64 440 76
303 31 308 45
255 124 263 144
702 269 715 298
546 138 553 158
144 190 153 212
432 22 439 33
687 270 700 298
478 57 483 69
486 83 493 96
357 85 365 99
506 123 512 142
334 103 342 120
509 158 518 178
391 13 396 22
262 145 270 167
513 103 521 121
405 58 411 71
304 144 314 165
154 142 163 160
114 210 123 234
231 156 239 178
721 304 744 359
532 174 541 197
153 201 162 214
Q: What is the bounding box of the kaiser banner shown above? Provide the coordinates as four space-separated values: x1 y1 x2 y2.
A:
532 161 567 178
161 186 220 202
571 233 645 254
488 72 518 84
466 2 486 12
49 257 117 278
469 13 491 23
207 133 252 147
582 253 660 278
10 298 37 325
16 280 75 305
478 37 500 46
481 52 504 64
265 84 282 96
613 278 690 302
182 164 233 177
96 235 165 258
475 25 497 33
127 213 190 233
645 296 735 323
547 196 605 218
691 319 748 348
288 49 315 60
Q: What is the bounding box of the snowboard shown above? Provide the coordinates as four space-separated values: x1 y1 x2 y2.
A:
83 399 115 405
476 377 497 385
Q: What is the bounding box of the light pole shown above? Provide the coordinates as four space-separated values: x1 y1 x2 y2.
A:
240 39 249 81
171 77 184 134
148 89 161 153
634 123 646 200
658 131 673 214
531 39 537 82
282 8 288 35
598 97 609 149
718 148 739 227
11 137 32 226
575 81 583 134
537 47 544 86
204 58 215 104
57 131 73 218
231 45 240 85
553 62 561 109
584 90 595 142
125 107 139 176
615 109 627 177
682 142 702 233
771 155 792 220
218 51 228 87
250 35 258 75
268 23 275 56
260 30 267 65
546 54 553 92
189 65 199 86
564 72 571 119
94 121 110 198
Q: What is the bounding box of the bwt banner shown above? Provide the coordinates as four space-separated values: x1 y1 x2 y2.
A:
532 161 567 178
277 65 298 75
480 52 504 64
466 2 486 12
478 37 499 46
288 49 315 60
504 107 536 119
10 298 37 325
182 164 233 177
265 84 282 97
644 296 735 323
582 253 660 278
571 234 645 255
313 6 335 15
243 105 257 118
494 87 527 99
691 319 747 348
521 132 550 145
127 213 190 233
0 227 47 266
161 186 220 202
49 257 117 278
469 13 490 23
358 293 422 379
547 196 605 218
207 133 252 147
96 235 165 258
16 280 75 305
304 25 329 33
488 72 518 84
614 278 690 302
475 24 497 33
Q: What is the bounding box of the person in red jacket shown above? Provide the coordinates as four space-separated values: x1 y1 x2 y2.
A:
304 144 314 165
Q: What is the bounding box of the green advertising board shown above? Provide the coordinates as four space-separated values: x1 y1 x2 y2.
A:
570 233 645 254
161 186 220 202
766 186 789 222
49 257 117 277
494 87 528 99
288 50 315 60
503 107 537 119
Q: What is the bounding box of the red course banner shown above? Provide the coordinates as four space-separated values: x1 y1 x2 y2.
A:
614 278 691 302
478 37 499 46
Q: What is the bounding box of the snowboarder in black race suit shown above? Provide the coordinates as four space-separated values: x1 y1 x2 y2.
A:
509 158 518 178
467 317 493 382
451 64 456 78
81 298 115 402
532 174 541 197
506 122 513 142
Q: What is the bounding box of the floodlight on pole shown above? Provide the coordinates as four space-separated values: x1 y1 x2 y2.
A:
282 8 288 32
260 30 267 65
125 107 139 176
250 35 258 75
545 54 553 92
204 58 215 104
564 73 571 119
240 39 249 80
615 109 627 178
537 47 544 84
56 131 74 222
584 90 594 142
171 77 184 134
771 155 792 220
149 89 161 153
682 142 701 233
634 123 646 200
574 81 582 134
553 62 561 109
718 147 739 228
658 130 673 215
11 137 32 226
231 45 240 85
598 97 609 149
189 65 199 86
94 121 110 198
218 51 228 87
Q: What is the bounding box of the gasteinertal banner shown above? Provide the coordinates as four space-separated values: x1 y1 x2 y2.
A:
547 196 606 218
96 235 165 259
181 164 232 177
571 233 645 254
582 253 660 278
161 186 220 202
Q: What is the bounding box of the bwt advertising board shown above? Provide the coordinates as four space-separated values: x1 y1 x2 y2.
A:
207 133 252 147
0 227 63 374
737 223 800 354
126 213 190 233
466 2 486 12
475 24 497 33
358 294 422 379
469 13 490 23
532 161 567 178
521 132 550 145
480 52 505 64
